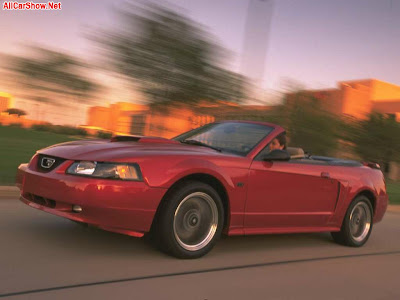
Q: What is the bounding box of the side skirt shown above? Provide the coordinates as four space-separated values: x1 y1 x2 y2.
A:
228 226 340 236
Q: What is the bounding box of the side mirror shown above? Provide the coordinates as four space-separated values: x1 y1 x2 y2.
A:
261 149 290 161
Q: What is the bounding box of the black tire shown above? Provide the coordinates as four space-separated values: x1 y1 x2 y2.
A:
154 181 224 259
331 196 373 247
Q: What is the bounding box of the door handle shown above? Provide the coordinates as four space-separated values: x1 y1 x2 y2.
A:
321 172 330 178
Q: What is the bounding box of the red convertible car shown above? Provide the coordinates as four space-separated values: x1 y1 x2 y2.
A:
16 121 388 258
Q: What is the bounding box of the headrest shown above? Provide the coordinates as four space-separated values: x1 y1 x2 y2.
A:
287 147 305 159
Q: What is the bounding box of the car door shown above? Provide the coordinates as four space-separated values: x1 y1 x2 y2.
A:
245 159 340 233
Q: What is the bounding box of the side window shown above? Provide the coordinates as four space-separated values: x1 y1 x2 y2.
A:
257 144 271 159
254 132 288 161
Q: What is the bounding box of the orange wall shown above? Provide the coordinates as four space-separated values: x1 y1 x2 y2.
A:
371 80 400 101
284 79 400 119
109 102 148 134
87 102 148 134
336 79 400 118
340 82 372 119
0 114 44 128
0 92 43 127
0 94 12 113
87 106 111 130
86 102 216 137
145 107 215 138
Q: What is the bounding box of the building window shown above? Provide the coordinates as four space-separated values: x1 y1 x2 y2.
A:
130 114 146 135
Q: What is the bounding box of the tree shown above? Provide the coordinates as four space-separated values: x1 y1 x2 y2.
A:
7 46 101 105
3 108 27 117
353 112 400 169
96 3 247 106
280 91 343 156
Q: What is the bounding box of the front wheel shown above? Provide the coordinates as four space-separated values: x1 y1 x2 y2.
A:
154 181 224 259
331 196 373 247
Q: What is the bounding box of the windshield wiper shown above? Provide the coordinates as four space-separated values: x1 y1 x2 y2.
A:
180 139 222 152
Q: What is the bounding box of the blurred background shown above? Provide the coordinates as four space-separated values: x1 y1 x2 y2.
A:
0 0 399 202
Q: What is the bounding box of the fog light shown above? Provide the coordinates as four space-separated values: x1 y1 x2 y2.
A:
72 205 82 213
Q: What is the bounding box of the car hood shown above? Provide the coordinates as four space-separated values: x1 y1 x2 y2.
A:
38 136 227 161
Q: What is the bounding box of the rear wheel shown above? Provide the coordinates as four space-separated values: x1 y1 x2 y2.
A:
154 181 224 258
331 196 373 247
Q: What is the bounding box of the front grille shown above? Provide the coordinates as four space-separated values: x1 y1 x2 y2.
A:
37 154 65 173
24 193 56 208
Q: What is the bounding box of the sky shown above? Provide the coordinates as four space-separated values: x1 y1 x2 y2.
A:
0 0 399 123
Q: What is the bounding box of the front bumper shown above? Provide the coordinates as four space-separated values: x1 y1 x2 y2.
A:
16 162 168 237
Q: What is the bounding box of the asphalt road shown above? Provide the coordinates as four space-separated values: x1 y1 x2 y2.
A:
1 197 400 300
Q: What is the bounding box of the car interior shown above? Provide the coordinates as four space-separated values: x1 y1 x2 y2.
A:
257 144 361 167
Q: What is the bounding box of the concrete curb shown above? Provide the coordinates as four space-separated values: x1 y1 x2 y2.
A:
388 205 400 213
0 186 19 199
0 186 18 192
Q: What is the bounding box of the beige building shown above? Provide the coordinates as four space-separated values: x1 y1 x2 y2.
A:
86 102 222 138
0 92 12 113
286 79 400 121
87 102 149 135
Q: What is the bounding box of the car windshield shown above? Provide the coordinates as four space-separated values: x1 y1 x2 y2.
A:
173 122 274 156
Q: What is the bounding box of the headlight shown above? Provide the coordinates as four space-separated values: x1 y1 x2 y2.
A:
66 161 142 181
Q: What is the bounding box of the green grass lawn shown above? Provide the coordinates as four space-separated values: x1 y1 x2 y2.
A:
0 126 75 185
387 182 400 205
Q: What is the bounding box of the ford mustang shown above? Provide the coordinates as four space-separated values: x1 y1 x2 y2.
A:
16 121 388 258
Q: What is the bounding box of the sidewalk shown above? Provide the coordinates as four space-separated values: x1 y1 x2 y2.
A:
388 205 400 213
1 186 400 213
0 186 18 191
0 186 19 199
